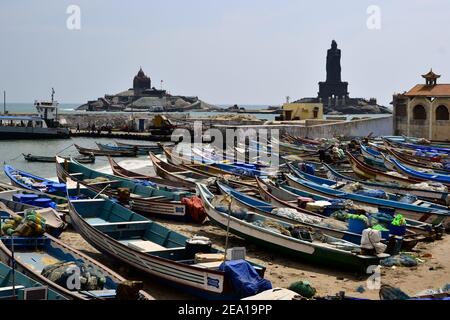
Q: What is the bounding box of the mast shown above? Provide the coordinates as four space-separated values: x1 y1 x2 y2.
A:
3 90 5 114
11 236 16 299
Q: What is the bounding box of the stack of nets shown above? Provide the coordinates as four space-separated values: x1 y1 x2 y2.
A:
1 211 46 237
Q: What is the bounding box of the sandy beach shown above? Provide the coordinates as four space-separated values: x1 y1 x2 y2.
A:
60 217 450 300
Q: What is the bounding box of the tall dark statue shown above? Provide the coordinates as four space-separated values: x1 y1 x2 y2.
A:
326 40 342 83
318 40 349 105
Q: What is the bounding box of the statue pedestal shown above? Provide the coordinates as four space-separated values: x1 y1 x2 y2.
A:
318 81 348 103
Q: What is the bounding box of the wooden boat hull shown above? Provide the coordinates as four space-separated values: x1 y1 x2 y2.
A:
150 153 211 190
284 173 449 228
0 234 152 300
347 152 420 186
0 261 67 300
55 157 188 219
66 182 265 299
107 157 191 190
163 146 258 189
23 153 95 164
324 163 450 205
198 184 383 273
75 144 136 157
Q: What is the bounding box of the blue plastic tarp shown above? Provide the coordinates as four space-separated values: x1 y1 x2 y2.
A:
219 259 272 298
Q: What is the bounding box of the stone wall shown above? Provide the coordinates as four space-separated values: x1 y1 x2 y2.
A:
213 115 393 139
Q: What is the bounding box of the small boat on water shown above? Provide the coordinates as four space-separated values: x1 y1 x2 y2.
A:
115 141 174 150
74 144 136 157
96 142 154 156
66 179 268 299
23 153 95 164
198 183 388 273
0 261 67 300
56 156 192 220
3 165 66 197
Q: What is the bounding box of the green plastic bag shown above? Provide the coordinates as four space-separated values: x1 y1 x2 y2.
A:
391 214 406 226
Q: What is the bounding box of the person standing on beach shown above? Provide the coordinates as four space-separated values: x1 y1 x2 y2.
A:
76 123 80 132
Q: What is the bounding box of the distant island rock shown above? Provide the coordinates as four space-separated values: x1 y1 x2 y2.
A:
76 68 219 112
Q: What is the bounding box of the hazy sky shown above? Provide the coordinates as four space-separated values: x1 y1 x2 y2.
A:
1 0 449 106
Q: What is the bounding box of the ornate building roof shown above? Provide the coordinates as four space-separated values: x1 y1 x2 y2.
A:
133 67 151 92
405 70 450 97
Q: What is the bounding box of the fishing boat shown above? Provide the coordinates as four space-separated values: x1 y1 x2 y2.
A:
75 144 136 157
23 153 95 164
66 179 267 299
198 183 388 272
115 141 174 150
0 199 66 238
360 144 386 170
149 152 214 190
0 261 67 300
266 178 441 241
385 155 450 186
163 145 257 188
256 178 431 245
384 147 450 174
346 152 421 185
219 180 366 245
107 157 192 190
191 146 270 169
0 202 152 300
0 236 152 300
55 156 192 220
3 165 66 197
284 170 450 227
0 89 69 140
323 163 450 205
96 142 154 156
282 134 322 146
384 137 450 155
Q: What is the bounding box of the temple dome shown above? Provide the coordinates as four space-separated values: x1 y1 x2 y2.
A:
133 67 151 94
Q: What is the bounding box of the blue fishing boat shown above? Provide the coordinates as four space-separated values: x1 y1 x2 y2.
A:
360 144 386 170
0 201 152 300
65 178 268 300
255 178 435 245
387 156 450 185
217 181 363 245
284 171 450 227
96 142 158 155
0 236 152 300
0 261 67 300
3 165 66 197
198 183 388 273
384 137 450 154
55 156 192 220
323 163 450 204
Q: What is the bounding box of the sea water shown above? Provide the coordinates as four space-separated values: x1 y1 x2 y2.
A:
0 137 152 182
